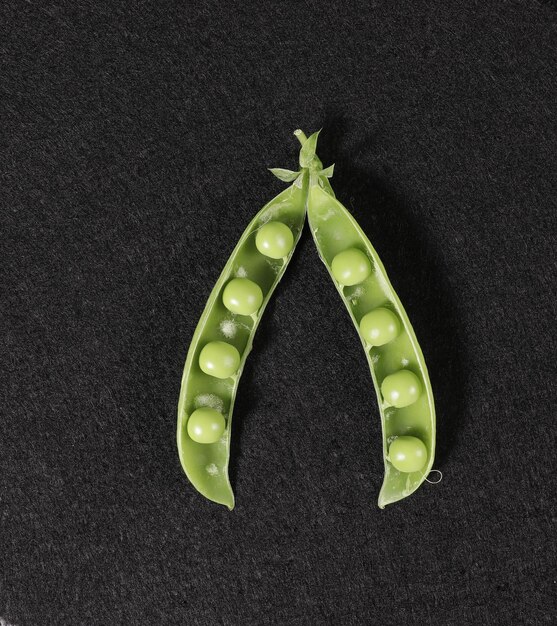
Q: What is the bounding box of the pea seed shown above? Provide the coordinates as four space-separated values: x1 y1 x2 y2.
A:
359 307 400 346
199 341 240 379
187 407 226 444
388 436 427 473
222 277 263 316
331 248 372 285
381 370 422 408
256 221 294 259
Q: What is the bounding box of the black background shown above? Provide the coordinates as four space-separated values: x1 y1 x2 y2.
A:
2 1 556 624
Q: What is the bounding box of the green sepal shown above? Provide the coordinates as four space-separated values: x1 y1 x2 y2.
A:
320 164 335 178
293 172 305 189
269 168 300 182
299 130 321 168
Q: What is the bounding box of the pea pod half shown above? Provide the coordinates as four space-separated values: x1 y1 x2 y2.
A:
177 171 307 509
303 130 436 508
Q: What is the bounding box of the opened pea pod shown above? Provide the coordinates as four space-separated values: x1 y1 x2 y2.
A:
303 130 436 508
178 129 437 509
177 168 307 509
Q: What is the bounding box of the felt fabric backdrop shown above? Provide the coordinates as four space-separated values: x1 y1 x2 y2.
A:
1 1 556 624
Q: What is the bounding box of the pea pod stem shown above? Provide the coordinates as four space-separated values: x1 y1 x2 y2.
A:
294 129 308 145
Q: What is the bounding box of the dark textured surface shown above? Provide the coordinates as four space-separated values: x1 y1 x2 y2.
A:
1 1 556 624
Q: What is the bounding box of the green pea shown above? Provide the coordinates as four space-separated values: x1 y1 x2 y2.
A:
187 407 226 444
331 248 372 285
222 277 263 316
359 307 400 346
256 221 294 259
199 341 240 379
388 436 427 473
381 370 422 408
